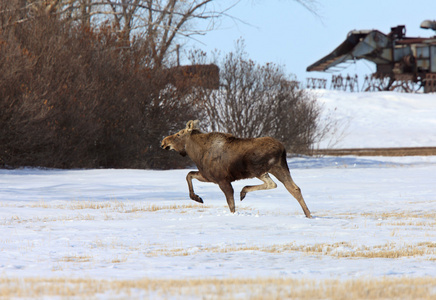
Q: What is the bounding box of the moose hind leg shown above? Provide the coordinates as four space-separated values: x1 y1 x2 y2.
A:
186 171 207 203
240 173 277 201
218 181 235 213
271 167 312 218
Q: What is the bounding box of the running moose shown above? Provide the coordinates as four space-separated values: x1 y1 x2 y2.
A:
160 120 312 218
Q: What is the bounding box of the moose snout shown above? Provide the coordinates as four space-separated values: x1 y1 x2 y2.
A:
160 140 171 150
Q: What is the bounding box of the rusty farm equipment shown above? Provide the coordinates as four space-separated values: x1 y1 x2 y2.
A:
307 21 436 93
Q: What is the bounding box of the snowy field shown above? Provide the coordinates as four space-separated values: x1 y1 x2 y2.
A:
1 91 436 299
315 90 436 148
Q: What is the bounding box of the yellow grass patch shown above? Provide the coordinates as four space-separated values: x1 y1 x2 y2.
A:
1 276 435 299
143 241 436 259
60 254 93 263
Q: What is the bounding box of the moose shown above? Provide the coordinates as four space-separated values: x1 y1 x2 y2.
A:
161 120 312 218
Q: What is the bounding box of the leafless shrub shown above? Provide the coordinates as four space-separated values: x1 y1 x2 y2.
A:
188 41 333 154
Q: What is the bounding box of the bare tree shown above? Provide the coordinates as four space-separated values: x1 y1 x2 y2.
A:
3 0 236 67
188 40 329 154
2 0 319 67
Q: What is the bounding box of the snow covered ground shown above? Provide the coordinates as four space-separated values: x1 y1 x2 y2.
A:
1 91 435 298
315 90 436 148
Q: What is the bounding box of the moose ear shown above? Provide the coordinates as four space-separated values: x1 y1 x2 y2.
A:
192 120 200 129
186 120 200 132
186 120 194 131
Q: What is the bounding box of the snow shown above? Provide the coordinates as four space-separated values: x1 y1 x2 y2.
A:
1 91 436 297
315 90 436 148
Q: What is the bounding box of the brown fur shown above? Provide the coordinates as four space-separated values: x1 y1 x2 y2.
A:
161 120 311 218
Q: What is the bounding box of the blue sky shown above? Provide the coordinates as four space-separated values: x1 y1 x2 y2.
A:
185 0 436 87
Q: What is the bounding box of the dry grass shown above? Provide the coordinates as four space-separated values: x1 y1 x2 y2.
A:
0 202 212 225
360 211 436 220
60 254 93 263
1 276 435 299
1 200 210 212
24 200 210 212
377 220 436 227
143 241 436 259
42 239 435 261
2 213 96 225
317 210 436 220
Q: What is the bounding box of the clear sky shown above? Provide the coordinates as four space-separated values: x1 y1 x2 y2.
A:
184 0 436 88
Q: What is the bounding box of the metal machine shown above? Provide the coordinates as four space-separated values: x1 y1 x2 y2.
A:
307 21 436 92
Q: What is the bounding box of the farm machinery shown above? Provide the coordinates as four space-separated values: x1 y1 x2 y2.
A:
307 20 436 93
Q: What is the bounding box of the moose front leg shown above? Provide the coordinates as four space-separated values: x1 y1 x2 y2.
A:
218 181 235 213
186 171 207 203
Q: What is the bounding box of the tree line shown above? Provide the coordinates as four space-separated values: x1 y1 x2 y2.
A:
0 0 328 169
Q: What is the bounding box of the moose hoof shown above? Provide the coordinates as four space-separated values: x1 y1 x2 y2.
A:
190 194 203 203
240 191 246 201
